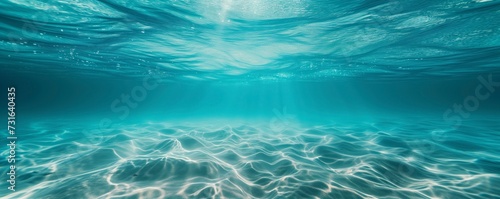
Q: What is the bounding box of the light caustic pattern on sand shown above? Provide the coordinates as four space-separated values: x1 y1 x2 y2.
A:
2 120 499 199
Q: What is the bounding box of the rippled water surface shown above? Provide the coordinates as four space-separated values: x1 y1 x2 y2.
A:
1 0 499 80
1 0 500 198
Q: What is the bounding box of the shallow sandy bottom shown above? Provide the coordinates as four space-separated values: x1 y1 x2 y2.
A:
3 120 500 198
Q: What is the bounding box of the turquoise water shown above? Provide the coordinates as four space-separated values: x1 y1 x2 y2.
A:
1 0 500 198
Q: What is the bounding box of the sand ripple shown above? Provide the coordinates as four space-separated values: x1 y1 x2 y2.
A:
2 120 499 198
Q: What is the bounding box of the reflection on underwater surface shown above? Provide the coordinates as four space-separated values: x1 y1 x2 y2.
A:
2 119 499 198
1 0 499 81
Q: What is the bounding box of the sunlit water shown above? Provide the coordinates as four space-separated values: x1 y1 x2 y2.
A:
3 119 500 198
1 0 500 198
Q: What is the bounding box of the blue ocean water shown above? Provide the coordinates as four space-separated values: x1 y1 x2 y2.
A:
1 0 500 198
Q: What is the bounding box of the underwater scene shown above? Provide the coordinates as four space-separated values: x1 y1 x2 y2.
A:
1 0 500 198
